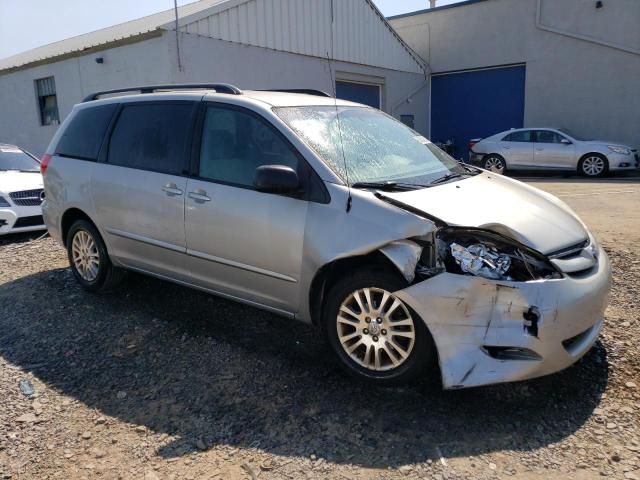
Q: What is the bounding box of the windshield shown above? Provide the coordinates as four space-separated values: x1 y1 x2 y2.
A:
275 106 466 185
0 147 40 172
558 128 589 141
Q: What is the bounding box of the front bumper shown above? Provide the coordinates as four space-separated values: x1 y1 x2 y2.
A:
608 151 640 171
395 246 611 389
0 206 46 236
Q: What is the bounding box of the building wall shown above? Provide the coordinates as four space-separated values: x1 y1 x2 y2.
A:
390 0 640 147
0 30 428 157
0 36 173 156
167 31 429 133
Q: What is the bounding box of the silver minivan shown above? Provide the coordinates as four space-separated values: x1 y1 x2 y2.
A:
42 84 610 389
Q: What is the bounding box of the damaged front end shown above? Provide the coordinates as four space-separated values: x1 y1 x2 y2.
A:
374 207 610 390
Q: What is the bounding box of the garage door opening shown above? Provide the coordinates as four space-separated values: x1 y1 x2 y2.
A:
431 64 526 161
336 81 381 109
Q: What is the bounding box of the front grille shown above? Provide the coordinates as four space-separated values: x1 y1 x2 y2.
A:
9 189 45 206
547 239 590 260
13 215 44 228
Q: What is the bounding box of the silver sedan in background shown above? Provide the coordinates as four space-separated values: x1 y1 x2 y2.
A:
469 128 639 177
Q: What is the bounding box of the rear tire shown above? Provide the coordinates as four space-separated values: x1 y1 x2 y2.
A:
579 154 608 177
323 267 436 386
66 220 125 292
483 154 506 174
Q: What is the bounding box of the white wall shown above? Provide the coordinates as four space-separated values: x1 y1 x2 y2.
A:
0 36 173 156
167 31 429 133
391 0 640 147
0 31 428 157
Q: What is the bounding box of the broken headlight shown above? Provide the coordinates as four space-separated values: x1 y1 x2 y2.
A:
437 228 561 282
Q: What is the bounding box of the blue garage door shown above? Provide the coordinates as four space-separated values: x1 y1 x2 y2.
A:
336 81 381 109
431 65 526 160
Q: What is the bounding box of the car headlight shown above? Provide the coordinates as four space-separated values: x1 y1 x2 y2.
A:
437 228 561 281
608 145 631 155
0 196 10 207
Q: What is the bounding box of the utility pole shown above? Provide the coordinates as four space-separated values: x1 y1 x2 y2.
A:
174 0 183 72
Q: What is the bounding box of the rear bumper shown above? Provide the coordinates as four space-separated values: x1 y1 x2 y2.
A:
468 152 484 166
0 206 46 236
396 246 611 389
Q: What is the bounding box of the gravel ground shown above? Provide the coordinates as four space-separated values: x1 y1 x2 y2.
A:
1 181 639 480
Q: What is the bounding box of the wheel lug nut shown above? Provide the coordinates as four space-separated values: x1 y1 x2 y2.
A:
363 328 369 335
381 329 387 335
376 318 383 324
372 335 379 342
365 317 371 323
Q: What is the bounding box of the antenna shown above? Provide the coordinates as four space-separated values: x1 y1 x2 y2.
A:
328 0 353 213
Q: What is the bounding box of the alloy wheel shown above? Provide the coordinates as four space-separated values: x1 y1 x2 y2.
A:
484 156 505 174
71 230 100 282
336 287 416 371
582 156 605 176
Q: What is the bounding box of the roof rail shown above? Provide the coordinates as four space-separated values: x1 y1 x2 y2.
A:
260 89 332 98
82 83 243 102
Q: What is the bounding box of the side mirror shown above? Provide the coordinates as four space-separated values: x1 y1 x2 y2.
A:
254 165 300 194
561 138 572 145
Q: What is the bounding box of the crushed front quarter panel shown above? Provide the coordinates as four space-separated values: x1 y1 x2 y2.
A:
394 245 611 389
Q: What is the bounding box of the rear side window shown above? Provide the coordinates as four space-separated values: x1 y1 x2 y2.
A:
503 130 532 142
107 103 193 174
55 104 117 160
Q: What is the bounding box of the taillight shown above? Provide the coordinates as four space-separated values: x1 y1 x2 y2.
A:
468 139 482 152
40 154 52 175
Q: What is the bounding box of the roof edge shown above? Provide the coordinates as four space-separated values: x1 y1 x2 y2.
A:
0 30 162 76
387 0 492 21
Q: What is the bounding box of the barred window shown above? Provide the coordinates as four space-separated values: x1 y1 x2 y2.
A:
35 77 60 126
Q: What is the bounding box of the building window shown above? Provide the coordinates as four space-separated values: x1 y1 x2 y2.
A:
34 77 60 126
400 114 415 129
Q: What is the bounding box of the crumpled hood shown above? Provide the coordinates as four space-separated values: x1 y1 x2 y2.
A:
383 173 588 255
0 171 43 195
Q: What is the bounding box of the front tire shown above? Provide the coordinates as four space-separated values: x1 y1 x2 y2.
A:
66 220 125 292
323 268 436 386
579 154 608 177
483 154 506 174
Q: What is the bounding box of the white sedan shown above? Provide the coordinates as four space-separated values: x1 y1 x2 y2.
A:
469 128 639 177
0 144 46 235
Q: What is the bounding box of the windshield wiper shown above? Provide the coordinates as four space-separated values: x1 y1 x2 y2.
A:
351 181 429 191
429 173 463 185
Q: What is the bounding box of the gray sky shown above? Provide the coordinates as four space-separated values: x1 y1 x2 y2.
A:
0 0 462 60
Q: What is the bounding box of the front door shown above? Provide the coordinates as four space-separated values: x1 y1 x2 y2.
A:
92 101 196 279
184 103 310 313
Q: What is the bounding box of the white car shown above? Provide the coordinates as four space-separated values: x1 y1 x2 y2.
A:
0 144 46 235
469 128 639 177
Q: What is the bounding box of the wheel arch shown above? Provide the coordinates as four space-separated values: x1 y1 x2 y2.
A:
61 208 100 247
308 251 406 327
578 152 609 176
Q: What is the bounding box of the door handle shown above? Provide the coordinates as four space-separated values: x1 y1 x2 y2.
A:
188 189 211 203
535 148 544 151
504 146 511 150
162 183 183 196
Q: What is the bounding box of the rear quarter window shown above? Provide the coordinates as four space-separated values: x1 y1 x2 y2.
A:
55 104 117 160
